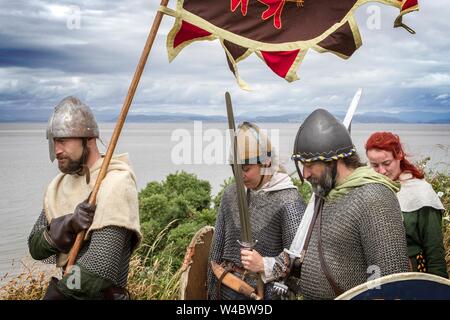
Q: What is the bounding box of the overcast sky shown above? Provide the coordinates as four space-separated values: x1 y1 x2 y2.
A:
1 0 449 118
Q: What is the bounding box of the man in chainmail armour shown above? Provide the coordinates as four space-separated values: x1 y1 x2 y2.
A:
27 96 141 299
256 109 409 299
207 122 306 299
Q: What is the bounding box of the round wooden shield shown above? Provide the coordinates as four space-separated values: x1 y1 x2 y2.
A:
179 226 214 300
335 272 450 300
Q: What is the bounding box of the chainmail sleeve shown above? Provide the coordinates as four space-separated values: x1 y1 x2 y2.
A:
281 199 306 249
267 198 306 281
27 210 57 263
359 184 409 276
207 191 227 300
75 226 133 288
28 210 48 240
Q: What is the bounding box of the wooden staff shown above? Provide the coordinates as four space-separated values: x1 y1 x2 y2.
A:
65 0 170 274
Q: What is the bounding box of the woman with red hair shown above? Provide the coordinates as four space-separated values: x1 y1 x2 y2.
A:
365 132 447 278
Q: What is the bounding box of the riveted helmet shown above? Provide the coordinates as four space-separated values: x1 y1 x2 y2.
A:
46 96 99 162
231 121 272 165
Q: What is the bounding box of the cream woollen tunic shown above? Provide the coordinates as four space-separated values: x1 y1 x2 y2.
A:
44 153 141 266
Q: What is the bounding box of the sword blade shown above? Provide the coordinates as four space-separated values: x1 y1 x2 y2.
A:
343 88 363 130
225 92 253 244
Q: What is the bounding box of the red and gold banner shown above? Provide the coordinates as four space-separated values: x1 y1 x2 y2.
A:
162 0 418 89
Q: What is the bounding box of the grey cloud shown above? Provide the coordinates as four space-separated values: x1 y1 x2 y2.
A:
0 0 449 119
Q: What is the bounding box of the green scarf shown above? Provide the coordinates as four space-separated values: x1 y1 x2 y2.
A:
327 165 400 201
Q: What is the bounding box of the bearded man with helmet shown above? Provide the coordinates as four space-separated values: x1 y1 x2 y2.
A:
263 109 409 299
27 96 141 300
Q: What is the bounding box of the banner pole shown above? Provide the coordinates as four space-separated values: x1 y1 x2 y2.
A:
65 0 170 274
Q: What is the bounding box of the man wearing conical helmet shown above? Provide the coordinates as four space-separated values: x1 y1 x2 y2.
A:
270 109 409 299
27 96 141 299
207 122 306 299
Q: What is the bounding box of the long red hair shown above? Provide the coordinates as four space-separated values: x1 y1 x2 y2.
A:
365 132 424 179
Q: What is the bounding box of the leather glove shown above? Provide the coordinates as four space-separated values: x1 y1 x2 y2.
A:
70 200 96 234
43 277 68 300
47 200 96 253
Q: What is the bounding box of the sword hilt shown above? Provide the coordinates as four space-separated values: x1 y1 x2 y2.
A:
237 240 258 250
238 240 259 280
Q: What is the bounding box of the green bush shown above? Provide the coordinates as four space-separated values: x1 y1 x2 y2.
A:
137 171 214 269
292 177 313 204
213 177 235 209
140 194 169 222
163 171 212 211
416 157 450 276
140 219 163 249
140 181 165 198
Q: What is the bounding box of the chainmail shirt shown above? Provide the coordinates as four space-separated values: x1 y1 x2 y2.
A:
28 210 133 287
299 183 409 299
207 184 305 299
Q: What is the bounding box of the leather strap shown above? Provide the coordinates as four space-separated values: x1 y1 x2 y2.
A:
216 261 255 300
216 262 247 300
299 195 321 262
317 197 344 296
216 265 231 300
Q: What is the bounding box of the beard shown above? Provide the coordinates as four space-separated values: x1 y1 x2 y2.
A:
57 155 83 174
307 164 334 197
